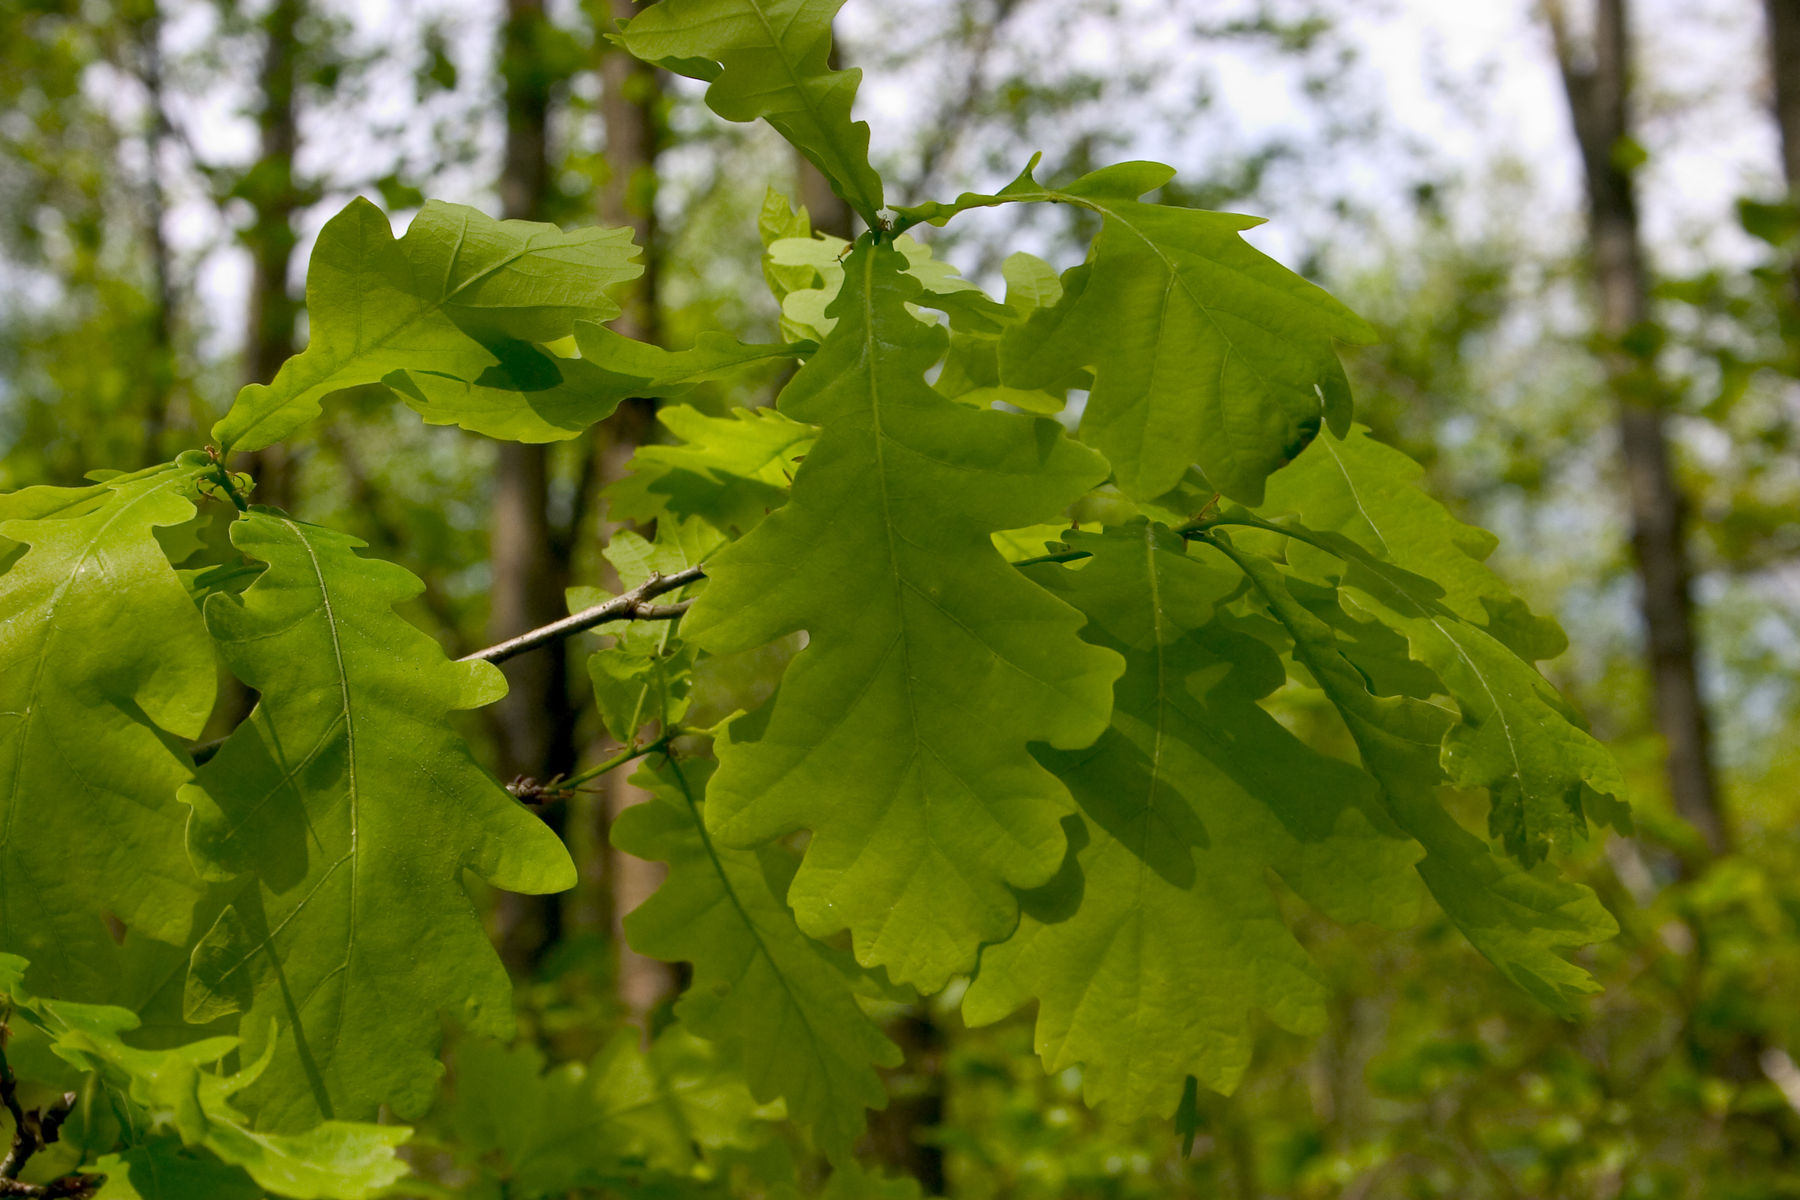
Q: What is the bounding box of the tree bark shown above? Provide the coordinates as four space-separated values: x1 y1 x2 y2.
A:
211 0 305 738
240 0 303 512
1765 0 1800 192
797 151 854 242
1545 0 1729 857
862 1013 948 1195
488 0 580 974
1762 0 1800 309
575 0 681 1027
133 3 180 463
797 40 855 241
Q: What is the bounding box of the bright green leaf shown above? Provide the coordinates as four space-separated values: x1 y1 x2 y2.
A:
900 160 1375 502
608 404 814 536
92 1143 263 1200
0 461 214 999
443 1028 763 1195
620 0 884 224
681 244 1122 990
387 326 802 443
611 757 900 1162
933 252 1083 414
180 511 576 1129
589 643 697 744
760 188 817 305
445 1036 611 1197
1227 500 1626 861
1260 424 1568 661
587 1025 775 1169
2 957 409 1200
768 232 1006 343
1212 545 1618 1014
572 530 714 743
966 523 1422 1114
214 199 640 454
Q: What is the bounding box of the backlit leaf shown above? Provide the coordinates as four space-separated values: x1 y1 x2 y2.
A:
899 161 1376 502
1212 545 1618 1014
1260 424 1568 661
965 523 1421 1114
620 0 884 223
611 757 899 1162
1218 504 1625 858
442 1028 765 1195
681 244 1122 991
181 511 575 1129
2 955 409 1200
0 460 214 999
214 199 640 454
608 404 814 537
388 326 801 443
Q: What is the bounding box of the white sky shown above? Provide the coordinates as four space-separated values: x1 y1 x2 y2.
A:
117 0 1780 359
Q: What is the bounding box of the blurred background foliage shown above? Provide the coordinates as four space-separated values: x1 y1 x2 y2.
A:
3 0 1799 1195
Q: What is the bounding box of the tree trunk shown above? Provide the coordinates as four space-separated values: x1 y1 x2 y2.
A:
1766 0 1800 192
863 1013 948 1195
240 0 302 512
488 0 580 974
797 150 854 242
572 0 681 1027
1546 0 1729 857
795 38 856 242
1762 0 1800 308
211 0 305 739
134 3 180 463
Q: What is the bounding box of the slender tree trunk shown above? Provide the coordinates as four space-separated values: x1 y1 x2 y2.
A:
211 0 304 738
797 151 854 241
1545 0 1729 859
1765 0 1800 193
795 40 855 242
567 0 682 1026
134 4 180 463
488 0 580 974
864 1014 948 1195
1762 0 1800 309
241 0 302 512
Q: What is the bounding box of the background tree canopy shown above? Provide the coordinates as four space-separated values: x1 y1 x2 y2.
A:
1 0 1798 1197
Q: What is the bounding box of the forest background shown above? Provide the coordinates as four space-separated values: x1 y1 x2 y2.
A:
3 0 1799 1196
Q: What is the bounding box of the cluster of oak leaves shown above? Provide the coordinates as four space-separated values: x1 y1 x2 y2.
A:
0 1 1629 1197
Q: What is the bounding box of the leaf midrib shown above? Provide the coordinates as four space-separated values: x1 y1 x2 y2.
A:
859 246 931 866
285 516 363 1056
1308 446 1532 809
741 0 877 220
666 756 870 1142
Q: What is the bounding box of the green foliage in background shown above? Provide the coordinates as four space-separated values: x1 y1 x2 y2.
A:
19 2 1785 1196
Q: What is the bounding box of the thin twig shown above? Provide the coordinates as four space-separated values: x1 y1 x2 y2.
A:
188 569 703 762
201 448 249 514
0 1038 98 1199
563 730 675 789
0 1041 27 1180
0 1173 105 1198
460 565 705 666
507 730 678 807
